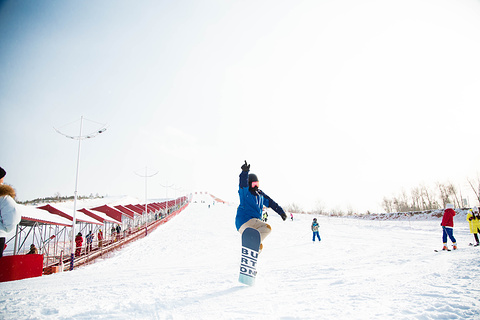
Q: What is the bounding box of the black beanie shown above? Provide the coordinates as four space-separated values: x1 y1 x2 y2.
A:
0 167 5 179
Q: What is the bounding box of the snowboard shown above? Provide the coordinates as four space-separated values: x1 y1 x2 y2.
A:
238 228 261 286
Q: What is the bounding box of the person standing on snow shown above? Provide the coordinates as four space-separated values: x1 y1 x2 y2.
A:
441 204 457 250
235 161 287 251
0 167 22 258
311 218 321 242
467 207 480 246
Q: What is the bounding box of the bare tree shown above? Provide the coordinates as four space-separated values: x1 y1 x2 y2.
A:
312 200 326 215
411 187 421 211
382 184 441 213
382 197 393 213
437 182 460 208
419 184 438 210
330 207 345 217
393 190 411 212
285 203 303 214
446 183 461 208
467 177 480 204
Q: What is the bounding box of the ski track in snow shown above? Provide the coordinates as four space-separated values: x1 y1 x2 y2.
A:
1 194 479 319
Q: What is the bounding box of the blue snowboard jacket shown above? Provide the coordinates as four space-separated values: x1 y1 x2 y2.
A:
235 170 286 230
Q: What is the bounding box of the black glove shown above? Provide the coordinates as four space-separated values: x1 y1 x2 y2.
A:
241 160 250 172
280 213 287 221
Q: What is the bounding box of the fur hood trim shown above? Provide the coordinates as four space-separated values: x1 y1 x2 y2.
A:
0 184 16 199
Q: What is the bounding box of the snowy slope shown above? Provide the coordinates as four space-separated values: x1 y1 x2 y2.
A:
1 193 479 319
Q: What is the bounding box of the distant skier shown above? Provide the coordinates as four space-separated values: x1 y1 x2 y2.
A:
311 218 321 242
262 209 268 222
235 161 287 251
441 204 457 250
290 213 294 221
467 207 480 246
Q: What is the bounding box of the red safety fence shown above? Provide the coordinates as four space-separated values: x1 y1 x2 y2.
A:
1 195 191 282
48 201 190 272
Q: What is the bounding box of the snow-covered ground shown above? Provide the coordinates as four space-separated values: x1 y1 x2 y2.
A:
1 193 479 319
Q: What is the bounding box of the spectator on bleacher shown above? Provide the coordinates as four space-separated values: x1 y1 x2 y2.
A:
75 232 83 257
86 231 94 253
0 167 21 258
27 244 38 254
116 225 121 241
98 229 103 248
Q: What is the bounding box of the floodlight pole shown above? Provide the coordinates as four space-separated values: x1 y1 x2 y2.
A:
70 116 83 271
160 181 174 214
172 185 182 210
54 116 107 271
135 167 158 236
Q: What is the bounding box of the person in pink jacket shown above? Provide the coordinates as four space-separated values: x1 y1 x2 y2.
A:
441 204 457 250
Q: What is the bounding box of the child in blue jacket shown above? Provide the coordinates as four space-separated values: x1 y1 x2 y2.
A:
311 218 321 242
235 161 287 251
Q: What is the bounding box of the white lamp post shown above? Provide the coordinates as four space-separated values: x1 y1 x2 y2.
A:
160 181 174 214
135 167 158 235
54 116 107 270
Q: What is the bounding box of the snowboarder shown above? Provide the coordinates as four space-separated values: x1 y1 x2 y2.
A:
311 218 321 242
290 213 294 221
441 204 457 250
235 161 287 251
467 207 480 246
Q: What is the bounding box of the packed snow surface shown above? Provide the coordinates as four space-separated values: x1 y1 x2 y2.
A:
1 193 479 319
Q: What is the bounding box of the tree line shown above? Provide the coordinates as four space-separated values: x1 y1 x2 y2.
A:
18 192 104 205
382 178 480 213
284 177 480 216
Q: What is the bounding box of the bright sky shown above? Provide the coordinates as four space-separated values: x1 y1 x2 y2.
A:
1 0 480 213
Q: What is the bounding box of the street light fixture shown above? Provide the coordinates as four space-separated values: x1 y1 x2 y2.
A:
54 116 107 270
135 166 158 236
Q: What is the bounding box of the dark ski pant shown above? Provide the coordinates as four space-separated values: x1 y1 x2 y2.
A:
0 237 5 258
473 227 480 244
312 231 321 242
442 226 456 244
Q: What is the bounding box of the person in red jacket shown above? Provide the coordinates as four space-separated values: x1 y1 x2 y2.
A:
97 229 103 248
75 232 83 257
441 204 457 250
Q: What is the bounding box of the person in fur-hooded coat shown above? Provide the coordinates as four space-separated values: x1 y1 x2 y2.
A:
0 184 21 257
